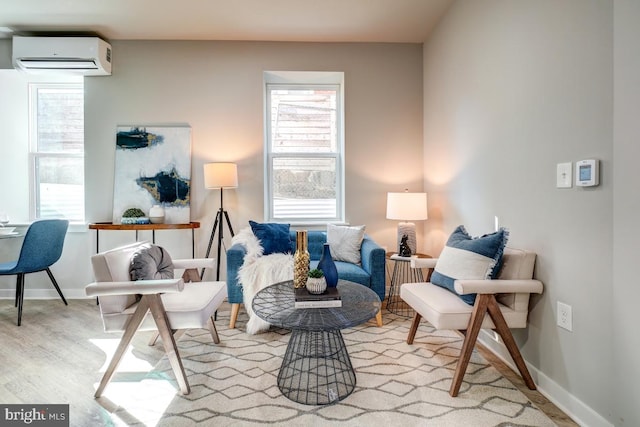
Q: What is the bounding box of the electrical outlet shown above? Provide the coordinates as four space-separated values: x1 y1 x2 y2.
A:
557 301 573 331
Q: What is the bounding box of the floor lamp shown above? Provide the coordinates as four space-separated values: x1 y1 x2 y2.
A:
203 162 237 280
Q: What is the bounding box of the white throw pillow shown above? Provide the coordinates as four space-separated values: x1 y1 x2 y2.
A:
326 224 366 265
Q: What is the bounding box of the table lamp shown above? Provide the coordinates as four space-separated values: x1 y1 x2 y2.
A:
203 162 238 280
386 190 428 256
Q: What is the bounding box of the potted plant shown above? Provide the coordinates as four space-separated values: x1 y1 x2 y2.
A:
121 207 150 224
306 268 327 294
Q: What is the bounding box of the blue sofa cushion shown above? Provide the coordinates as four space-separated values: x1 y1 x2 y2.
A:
310 260 370 287
249 221 293 255
430 225 509 305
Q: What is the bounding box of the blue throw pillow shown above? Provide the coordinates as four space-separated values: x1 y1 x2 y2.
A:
430 225 509 305
249 221 293 255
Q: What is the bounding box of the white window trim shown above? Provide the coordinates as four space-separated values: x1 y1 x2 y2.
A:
263 71 345 225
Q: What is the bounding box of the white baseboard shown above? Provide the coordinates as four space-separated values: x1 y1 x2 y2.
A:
478 330 612 427
0 288 89 300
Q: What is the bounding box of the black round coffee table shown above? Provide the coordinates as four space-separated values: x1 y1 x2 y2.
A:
252 279 381 405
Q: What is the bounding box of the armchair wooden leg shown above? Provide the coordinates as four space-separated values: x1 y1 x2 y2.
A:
148 329 185 346
407 313 422 344
375 310 383 327
147 295 190 395
95 297 151 398
148 331 160 346
486 295 536 390
450 294 490 397
207 317 220 344
229 303 240 329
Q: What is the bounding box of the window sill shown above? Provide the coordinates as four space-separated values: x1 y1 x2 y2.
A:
4 221 88 233
287 221 349 228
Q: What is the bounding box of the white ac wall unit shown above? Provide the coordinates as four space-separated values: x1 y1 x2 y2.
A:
12 36 112 76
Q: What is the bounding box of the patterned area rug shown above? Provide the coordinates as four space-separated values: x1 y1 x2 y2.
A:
108 307 555 426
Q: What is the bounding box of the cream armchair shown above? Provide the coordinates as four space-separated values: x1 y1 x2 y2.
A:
86 241 227 397
400 247 543 397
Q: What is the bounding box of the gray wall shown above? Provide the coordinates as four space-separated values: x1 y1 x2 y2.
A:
613 1 640 426
422 0 616 426
83 41 424 273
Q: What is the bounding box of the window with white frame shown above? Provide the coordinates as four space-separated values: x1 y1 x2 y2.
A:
264 71 344 223
29 83 85 222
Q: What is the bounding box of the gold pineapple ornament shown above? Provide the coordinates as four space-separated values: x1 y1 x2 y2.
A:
294 230 310 289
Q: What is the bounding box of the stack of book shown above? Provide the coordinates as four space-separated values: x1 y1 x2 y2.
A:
294 287 342 308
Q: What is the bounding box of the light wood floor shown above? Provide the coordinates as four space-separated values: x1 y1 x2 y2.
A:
0 299 578 426
475 343 578 427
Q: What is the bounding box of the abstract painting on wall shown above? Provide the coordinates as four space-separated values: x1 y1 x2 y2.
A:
112 125 191 224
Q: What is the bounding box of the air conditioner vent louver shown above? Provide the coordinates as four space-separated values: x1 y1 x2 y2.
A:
12 36 112 76
17 59 99 70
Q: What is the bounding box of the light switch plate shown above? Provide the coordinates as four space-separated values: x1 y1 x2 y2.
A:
557 162 572 188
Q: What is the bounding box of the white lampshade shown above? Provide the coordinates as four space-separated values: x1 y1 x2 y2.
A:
204 163 238 189
386 191 428 256
386 192 428 221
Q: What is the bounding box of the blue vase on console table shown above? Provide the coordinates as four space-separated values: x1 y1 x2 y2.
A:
318 243 339 288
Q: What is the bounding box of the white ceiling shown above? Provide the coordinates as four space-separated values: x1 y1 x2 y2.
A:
0 0 453 43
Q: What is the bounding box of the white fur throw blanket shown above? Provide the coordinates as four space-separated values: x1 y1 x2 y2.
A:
232 227 293 334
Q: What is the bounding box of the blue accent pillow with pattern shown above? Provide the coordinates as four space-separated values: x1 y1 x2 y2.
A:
430 225 509 305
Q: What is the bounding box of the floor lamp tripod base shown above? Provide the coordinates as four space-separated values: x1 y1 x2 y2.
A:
202 208 234 281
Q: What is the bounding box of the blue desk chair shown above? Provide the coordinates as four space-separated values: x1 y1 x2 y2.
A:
0 219 69 325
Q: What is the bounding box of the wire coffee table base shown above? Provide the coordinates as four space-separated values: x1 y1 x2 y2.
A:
252 280 380 405
278 329 356 405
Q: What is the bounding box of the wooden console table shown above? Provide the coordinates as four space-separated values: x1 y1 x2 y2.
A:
88 222 200 257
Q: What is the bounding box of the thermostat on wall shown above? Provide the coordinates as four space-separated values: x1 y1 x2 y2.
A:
575 159 599 187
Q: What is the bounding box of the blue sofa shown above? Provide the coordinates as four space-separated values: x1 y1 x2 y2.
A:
226 229 386 328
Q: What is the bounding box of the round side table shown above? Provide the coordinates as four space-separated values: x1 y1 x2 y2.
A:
386 252 432 317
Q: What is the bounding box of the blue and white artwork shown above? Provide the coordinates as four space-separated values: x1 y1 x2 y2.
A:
112 125 192 224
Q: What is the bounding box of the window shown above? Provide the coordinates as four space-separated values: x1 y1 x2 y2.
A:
29 83 84 222
264 72 344 223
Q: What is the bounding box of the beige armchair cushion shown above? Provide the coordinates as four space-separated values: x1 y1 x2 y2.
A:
401 283 522 330
97 279 226 332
